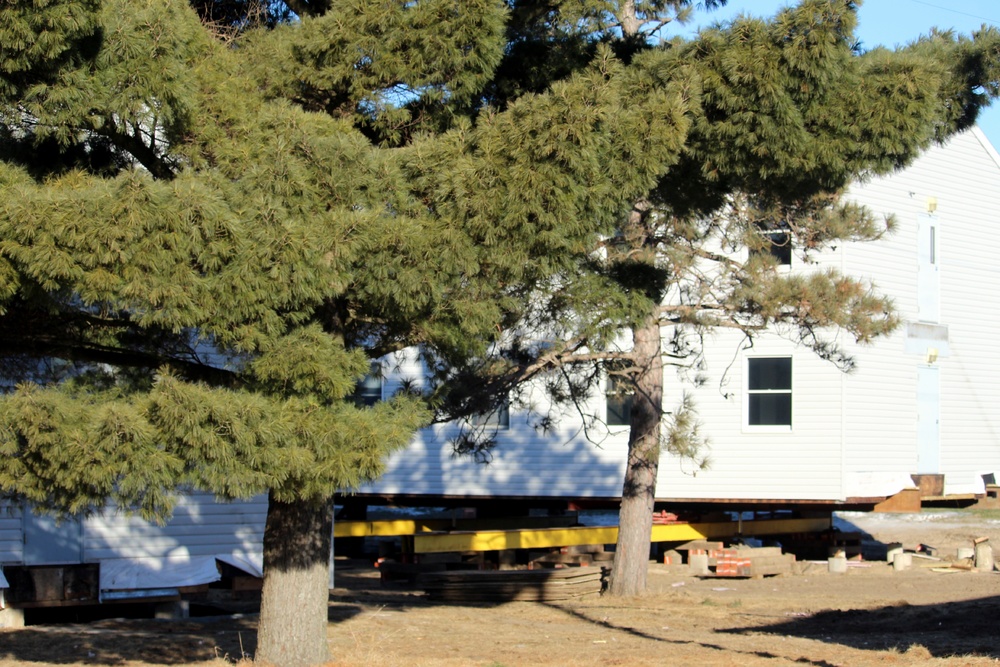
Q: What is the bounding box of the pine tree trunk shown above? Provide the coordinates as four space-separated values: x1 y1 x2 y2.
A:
255 492 333 667
608 316 662 597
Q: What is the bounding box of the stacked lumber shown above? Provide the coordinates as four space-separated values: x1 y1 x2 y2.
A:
529 552 614 568
419 566 606 602
530 544 614 569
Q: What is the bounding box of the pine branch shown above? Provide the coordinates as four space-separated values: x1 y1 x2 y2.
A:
0 307 239 387
97 121 177 180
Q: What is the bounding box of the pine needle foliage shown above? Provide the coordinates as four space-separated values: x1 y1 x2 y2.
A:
0 0 689 521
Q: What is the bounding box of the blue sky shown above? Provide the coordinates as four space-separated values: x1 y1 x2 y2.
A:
682 0 1000 149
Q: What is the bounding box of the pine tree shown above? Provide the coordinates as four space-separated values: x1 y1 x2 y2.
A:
429 0 1000 597
0 0 689 663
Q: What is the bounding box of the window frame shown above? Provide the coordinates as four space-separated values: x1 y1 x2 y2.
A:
744 356 793 431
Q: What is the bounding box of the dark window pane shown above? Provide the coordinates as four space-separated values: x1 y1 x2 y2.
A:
606 376 633 426
352 367 382 407
749 394 792 426
748 358 791 390
473 403 510 429
765 231 792 265
607 394 632 426
752 228 792 265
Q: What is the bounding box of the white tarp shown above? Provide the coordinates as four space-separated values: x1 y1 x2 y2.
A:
215 553 263 579
0 567 8 589
843 471 917 500
99 554 261 591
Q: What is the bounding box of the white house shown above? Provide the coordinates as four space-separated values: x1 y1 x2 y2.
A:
361 126 1000 507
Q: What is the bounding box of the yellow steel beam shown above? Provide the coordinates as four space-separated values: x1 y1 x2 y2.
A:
333 515 580 538
334 519 449 538
411 517 830 554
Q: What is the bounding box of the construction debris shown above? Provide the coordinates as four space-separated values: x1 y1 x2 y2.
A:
974 538 994 571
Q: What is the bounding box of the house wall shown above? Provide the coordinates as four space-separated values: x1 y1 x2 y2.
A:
655 330 847 501
661 128 1000 499
372 351 630 498
366 127 1000 504
841 128 1000 495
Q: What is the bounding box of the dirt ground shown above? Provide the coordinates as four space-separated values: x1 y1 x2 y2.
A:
2 509 1000 667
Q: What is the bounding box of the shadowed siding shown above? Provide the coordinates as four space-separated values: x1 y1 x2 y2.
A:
0 503 22 564
82 494 267 562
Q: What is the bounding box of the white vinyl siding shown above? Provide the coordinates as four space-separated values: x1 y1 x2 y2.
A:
843 128 1000 495
657 333 844 501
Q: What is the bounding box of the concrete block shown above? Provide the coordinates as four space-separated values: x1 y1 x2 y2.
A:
0 606 25 629
154 600 190 620
975 543 994 572
827 556 848 574
688 553 710 576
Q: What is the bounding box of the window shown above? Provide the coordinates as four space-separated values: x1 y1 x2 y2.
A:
747 357 792 427
352 364 382 407
751 226 792 266
472 402 510 430
606 375 633 426
762 230 792 266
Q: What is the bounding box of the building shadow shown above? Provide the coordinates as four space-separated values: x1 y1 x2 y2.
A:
723 594 1000 659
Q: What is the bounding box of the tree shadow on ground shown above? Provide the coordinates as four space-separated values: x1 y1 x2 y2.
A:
539 602 842 667
0 616 260 665
724 594 1000 659
0 602 367 665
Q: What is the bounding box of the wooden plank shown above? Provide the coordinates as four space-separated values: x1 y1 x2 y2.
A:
422 568 603 583
675 541 724 552
530 552 614 567
419 567 605 602
414 526 614 553
873 488 921 513
732 546 784 557
232 576 263 591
